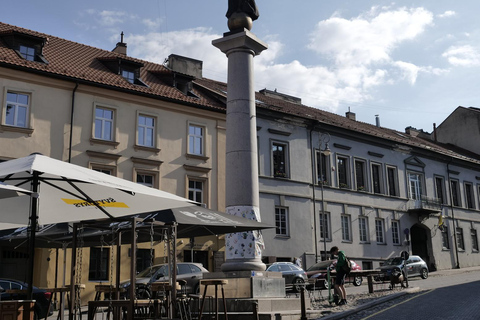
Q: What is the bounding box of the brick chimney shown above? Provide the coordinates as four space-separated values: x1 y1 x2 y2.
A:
112 32 127 56
346 110 356 121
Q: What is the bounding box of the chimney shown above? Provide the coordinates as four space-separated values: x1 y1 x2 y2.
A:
375 115 381 127
346 107 356 120
167 54 203 79
112 32 127 56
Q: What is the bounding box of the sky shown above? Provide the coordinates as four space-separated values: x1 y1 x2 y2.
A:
2 0 480 133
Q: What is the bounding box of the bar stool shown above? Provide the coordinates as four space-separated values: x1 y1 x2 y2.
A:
198 279 228 320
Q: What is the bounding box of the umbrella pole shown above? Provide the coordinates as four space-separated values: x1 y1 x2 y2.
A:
27 171 39 300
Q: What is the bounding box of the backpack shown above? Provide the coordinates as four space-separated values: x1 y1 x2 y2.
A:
342 258 352 274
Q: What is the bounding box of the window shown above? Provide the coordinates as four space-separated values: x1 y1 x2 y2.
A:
441 226 450 249
456 227 465 251
392 220 400 245
450 180 461 207
275 207 289 236
375 219 385 244
371 163 383 194
316 151 330 185
354 159 366 191
465 183 475 209
337 156 350 188
359 216 369 243
94 107 114 141
408 172 423 200
19 45 35 61
136 249 152 273
188 179 204 203
138 115 155 147
272 141 289 178
471 229 479 252
137 173 155 187
188 124 204 156
122 69 135 83
341 215 351 241
5 91 29 128
319 212 331 240
89 247 109 281
435 176 446 204
92 166 114 175
386 166 398 196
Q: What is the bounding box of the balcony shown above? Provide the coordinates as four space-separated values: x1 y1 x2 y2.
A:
407 196 442 216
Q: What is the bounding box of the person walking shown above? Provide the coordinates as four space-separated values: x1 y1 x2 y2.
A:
330 246 348 305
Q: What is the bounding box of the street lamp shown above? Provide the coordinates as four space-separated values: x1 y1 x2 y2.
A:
318 133 331 261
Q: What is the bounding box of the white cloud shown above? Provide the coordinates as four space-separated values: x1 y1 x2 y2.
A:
442 45 480 66
437 10 456 18
142 18 162 31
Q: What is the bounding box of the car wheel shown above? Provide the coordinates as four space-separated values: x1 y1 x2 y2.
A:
322 279 329 290
137 287 152 299
353 276 363 286
420 268 428 279
293 278 305 293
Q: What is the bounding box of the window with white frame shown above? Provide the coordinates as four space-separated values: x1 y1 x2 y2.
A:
341 215 351 241
137 173 155 188
465 182 475 209
4 91 30 128
392 220 400 245
319 212 331 240
471 229 479 252
337 156 350 188
188 179 204 203
354 159 367 191
138 114 155 147
94 107 114 141
275 207 289 236
92 166 115 176
359 216 369 243
371 163 383 194
188 124 205 156
272 141 289 178
386 166 399 196
450 179 461 207
456 227 465 251
441 226 450 249
316 151 330 185
408 172 423 200
375 219 385 244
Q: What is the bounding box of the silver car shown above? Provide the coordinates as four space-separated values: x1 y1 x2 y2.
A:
266 262 307 292
377 255 428 281
121 262 209 298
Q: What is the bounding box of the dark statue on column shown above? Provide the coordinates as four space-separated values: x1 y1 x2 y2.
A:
226 0 259 32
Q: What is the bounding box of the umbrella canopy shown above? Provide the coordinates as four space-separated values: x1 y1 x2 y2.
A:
0 154 198 227
0 182 32 199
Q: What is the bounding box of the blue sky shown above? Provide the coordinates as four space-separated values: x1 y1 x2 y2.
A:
2 1 480 132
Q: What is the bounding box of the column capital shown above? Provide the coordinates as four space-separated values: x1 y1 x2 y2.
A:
212 29 267 56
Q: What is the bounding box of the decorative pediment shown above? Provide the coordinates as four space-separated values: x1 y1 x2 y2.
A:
404 156 426 168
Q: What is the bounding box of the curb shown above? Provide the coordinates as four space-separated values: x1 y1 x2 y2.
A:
318 287 420 320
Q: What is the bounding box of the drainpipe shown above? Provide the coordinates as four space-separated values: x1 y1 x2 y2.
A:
68 83 79 163
309 126 318 263
447 160 460 269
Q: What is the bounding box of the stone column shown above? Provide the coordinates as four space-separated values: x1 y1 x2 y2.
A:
213 29 267 272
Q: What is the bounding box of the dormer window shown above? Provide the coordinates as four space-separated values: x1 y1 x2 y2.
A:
121 69 135 84
19 45 35 61
0 30 48 64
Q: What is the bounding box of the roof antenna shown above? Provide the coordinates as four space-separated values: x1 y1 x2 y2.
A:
120 31 124 44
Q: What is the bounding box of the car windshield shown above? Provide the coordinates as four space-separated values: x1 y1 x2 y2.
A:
307 260 333 271
137 265 162 278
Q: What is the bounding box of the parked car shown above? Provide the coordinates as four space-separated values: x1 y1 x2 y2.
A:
306 259 363 289
266 262 308 292
0 278 53 319
121 262 209 298
376 255 429 281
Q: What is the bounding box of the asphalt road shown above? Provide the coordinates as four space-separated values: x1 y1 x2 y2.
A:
345 269 480 320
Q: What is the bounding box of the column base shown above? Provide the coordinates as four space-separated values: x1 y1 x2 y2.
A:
221 258 266 272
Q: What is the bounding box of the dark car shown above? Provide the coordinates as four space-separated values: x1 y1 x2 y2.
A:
376 255 429 281
121 262 209 298
0 278 53 319
266 262 308 292
306 259 363 289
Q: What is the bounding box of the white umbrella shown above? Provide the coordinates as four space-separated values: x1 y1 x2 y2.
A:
0 154 197 226
0 153 198 299
0 181 32 199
